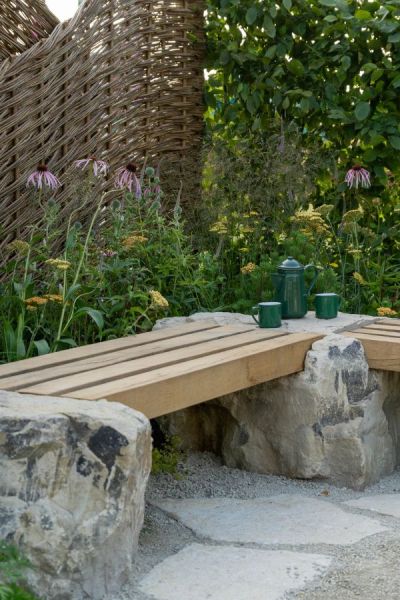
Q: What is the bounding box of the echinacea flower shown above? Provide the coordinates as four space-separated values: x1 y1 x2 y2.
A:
345 165 371 189
115 163 142 198
27 165 61 190
75 157 109 177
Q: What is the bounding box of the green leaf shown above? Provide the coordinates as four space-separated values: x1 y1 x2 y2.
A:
59 338 78 348
361 63 377 73
324 15 337 23
392 75 400 88
355 9 371 20
370 69 384 83
354 101 370 121
283 0 292 10
341 56 351 71
388 31 400 43
33 339 50 356
389 136 400 150
287 59 305 76
269 5 277 18
219 50 231 65
282 96 290 109
245 6 258 26
263 16 276 38
75 307 104 329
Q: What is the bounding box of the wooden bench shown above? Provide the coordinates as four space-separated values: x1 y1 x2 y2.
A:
0 321 321 418
344 318 400 372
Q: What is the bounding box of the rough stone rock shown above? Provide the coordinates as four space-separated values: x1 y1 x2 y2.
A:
156 314 399 489
139 543 332 600
154 309 378 335
0 391 152 600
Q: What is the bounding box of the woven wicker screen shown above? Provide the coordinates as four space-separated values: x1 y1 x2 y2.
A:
0 0 205 258
0 0 58 60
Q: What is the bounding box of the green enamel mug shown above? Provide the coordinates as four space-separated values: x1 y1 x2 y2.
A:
252 302 282 328
315 293 341 319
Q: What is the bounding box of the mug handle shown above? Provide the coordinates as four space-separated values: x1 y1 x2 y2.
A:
251 306 259 325
304 264 321 296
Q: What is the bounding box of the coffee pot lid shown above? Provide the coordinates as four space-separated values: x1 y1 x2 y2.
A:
278 256 304 271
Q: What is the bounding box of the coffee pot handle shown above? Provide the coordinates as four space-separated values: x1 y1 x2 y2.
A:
304 264 321 296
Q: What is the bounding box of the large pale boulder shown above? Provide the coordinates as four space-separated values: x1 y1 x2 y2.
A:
0 391 151 600
157 313 399 489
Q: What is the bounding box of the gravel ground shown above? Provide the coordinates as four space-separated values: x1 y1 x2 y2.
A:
114 452 400 600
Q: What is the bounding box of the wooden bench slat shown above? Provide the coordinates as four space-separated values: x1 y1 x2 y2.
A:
362 323 400 332
0 321 221 378
0 325 260 391
53 333 321 418
20 329 289 397
343 331 400 372
351 327 400 339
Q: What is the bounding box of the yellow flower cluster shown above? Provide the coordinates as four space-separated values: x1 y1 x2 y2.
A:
44 294 63 303
7 240 30 256
291 205 329 236
342 208 364 224
241 262 256 274
209 217 228 235
377 307 398 317
353 272 366 286
315 204 334 218
149 290 169 309
25 296 47 311
122 234 148 248
45 258 71 271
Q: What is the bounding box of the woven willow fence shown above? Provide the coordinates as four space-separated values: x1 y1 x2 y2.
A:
0 0 205 259
0 0 58 60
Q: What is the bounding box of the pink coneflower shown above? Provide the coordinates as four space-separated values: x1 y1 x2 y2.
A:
27 165 61 190
75 157 109 177
345 165 371 189
115 163 142 198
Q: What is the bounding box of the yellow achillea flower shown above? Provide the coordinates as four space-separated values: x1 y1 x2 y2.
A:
291 205 329 236
45 258 71 271
25 296 48 307
241 262 256 274
377 307 398 317
43 294 64 303
7 240 30 256
122 234 148 248
342 207 364 224
315 204 334 217
353 272 366 285
209 217 228 235
149 290 169 309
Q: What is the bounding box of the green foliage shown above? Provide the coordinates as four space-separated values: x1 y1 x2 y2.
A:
0 543 39 600
206 0 400 186
151 435 184 477
0 170 219 363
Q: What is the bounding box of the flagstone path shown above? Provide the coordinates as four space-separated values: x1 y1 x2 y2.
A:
115 454 400 600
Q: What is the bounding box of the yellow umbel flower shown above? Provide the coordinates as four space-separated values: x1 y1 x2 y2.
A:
7 240 30 256
377 307 398 317
43 294 64 303
291 204 329 236
45 258 71 271
25 296 48 307
342 207 364 224
241 262 256 274
122 234 148 249
353 272 366 286
149 290 169 309
315 204 334 217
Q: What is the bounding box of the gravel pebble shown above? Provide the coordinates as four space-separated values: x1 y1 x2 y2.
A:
113 452 400 600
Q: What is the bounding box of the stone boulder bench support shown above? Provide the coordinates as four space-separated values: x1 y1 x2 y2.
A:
0 321 321 418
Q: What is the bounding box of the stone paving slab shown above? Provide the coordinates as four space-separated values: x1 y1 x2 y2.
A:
152 495 387 546
139 543 332 600
344 494 400 518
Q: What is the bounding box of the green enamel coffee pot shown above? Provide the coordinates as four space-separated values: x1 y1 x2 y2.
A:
271 257 320 319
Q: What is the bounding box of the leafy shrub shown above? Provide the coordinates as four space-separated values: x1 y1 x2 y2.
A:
0 543 39 600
